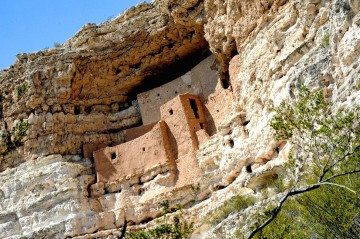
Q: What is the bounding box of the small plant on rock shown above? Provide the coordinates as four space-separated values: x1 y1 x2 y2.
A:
207 194 256 225
320 33 330 48
12 120 30 146
54 42 62 48
126 201 193 239
16 83 28 98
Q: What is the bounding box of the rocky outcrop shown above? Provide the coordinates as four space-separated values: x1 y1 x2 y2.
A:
194 0 360 237
0 1 209 167
0 0 359 238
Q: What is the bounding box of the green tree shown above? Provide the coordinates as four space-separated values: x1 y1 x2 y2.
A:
251 175 360 239
248 86 360 238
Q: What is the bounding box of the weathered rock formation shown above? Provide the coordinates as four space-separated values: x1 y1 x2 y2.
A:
0 0 359 238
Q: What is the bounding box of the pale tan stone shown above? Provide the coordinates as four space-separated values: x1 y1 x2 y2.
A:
0 0 359 238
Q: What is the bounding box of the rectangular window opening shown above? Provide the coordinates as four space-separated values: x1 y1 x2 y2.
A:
111 152 117 160
189 99 200 119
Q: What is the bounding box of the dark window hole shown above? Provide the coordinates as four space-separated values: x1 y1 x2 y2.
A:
138 187 145 196
189 99 200 119
131 62 141 68
200 123 204 129
188 85 191 88
175 91 178 94
169 109 173 115
221 78 230 89
142 147 146 152
111 152 117 160
157 93 160 97
84 106 91 114
74 106 81 115
275 147 280 154
246 164 252 173
220 71 231 89
243 120 250 126
115 68 122 75
229 139 234 148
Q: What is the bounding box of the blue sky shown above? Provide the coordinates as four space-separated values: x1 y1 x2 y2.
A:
0 0 151 70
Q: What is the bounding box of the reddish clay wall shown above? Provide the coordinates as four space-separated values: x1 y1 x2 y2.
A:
94 121 172 183
124 123 156 142
83 143 109 159
137 54 233 137
160 94 207 158
138 55 219 125
179 94 207 143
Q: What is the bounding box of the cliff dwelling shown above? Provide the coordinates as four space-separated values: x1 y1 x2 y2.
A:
87 54 235 197
2 0 360 237
94 94 206 187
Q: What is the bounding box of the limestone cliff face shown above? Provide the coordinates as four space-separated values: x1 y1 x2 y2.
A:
0 1 208 165
0 0 359 238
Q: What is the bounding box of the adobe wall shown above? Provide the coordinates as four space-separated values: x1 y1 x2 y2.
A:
137 54 219 125
179 94 207 137
137 54 234 137
94 121 173 183
203 85 234 135
160 94 206 158
123 123 156 142
83 143 109 160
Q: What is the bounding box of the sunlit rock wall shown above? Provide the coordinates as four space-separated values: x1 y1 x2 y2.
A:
0 0 359 238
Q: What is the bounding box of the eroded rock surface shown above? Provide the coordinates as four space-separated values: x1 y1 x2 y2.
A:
0 0 359 238
0 1 208 165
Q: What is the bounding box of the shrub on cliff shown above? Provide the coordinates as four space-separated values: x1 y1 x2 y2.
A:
0 120 30 155
247 86 360 238
126 201 193 239
207 194 256 226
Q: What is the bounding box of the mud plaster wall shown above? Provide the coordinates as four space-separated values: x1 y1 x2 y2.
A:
94 121 171 183
137 54 219 125
94 94 206 184
160 94 205 159
123 123 157 142
137 54 234 136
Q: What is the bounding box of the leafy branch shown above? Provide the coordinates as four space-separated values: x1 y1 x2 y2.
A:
248 86 360 238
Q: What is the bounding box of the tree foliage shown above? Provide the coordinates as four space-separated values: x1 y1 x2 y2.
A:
248 86 360 238
251 175 360 239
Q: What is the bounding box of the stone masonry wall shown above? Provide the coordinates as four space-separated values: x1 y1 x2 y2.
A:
137 54 219 125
